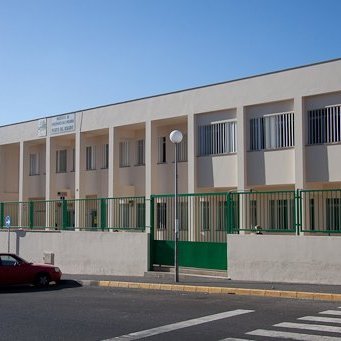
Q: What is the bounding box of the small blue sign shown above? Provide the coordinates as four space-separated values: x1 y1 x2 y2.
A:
5 216 11 228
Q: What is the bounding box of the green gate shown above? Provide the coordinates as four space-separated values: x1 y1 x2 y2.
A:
150 193 233 271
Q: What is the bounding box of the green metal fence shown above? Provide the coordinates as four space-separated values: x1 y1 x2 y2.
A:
300 189 341 234
0 197 145 231
229 190 297 233
151 192 236 242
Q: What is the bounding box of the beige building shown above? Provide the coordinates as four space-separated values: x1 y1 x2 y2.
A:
1 58 341 278
0 58 341 234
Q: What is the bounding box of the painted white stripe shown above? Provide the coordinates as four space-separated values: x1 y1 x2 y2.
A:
220 338 254 341
299 316 341 324
247 329 341 340
275 322 341 333
320 310 341 316
104 309 254 341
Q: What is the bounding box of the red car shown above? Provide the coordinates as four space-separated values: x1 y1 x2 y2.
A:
0 253 62 287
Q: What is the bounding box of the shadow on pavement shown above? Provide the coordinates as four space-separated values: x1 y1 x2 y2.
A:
0 279 82 294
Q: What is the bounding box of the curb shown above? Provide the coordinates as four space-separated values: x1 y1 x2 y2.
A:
79 280 341 302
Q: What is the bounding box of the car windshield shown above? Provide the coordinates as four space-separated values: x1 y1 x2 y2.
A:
0 255 28 266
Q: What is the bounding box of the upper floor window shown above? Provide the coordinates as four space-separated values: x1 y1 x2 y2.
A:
56 149 67 173
136 139 145 166
175 134 188 162
158 136 167 163
308 104 341 145
86 146 96 170
198 120 237 156
250 112 294 151
102 144 109 169
119 141 130 167
29 153 40 176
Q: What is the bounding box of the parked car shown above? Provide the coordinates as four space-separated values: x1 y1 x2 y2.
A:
0 253 62 287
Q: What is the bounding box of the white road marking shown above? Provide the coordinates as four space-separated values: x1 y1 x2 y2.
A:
104 309 254 341
220 338 254 341
320 310 341 316
299 315 341 324
275 322 341 333
247 329 341 340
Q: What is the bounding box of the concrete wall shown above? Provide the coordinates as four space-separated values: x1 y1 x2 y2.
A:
227 234 341 285
0 230 149 276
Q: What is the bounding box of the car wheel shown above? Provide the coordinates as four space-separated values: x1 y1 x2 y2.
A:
34 273 50 287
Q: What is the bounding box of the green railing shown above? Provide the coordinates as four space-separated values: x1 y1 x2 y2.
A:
0 197 145 231
229 190 297 234
2 189 341 235
300 189 341 234
151 192 236 243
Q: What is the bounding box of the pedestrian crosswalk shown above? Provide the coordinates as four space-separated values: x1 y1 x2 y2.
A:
224 306 341 340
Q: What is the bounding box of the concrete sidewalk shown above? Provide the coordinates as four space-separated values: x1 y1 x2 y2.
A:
63 272 341 302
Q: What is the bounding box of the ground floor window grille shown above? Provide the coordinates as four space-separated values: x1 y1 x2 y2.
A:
200 201 210 230
326 198 341 231
86 146 96 170
56 149 67 173
250 112 294 150
268 199 294 230
249 200 257 228
119 141 130 167
156 202 167 229
178 201 188 230
29 153 40 175
217 201 227 231
136 203 145 228
309 198 315 231
119 203 130 228
198 120 237 156
308 104 341 144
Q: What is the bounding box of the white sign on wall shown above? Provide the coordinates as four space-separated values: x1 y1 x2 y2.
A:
37 118 47 137
51 114 75 135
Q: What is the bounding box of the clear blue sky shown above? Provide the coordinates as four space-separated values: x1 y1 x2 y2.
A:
0 0 340 126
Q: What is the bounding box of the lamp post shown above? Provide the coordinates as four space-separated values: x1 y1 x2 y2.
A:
169 129 183 283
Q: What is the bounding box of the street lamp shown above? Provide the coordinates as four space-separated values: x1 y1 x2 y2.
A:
169 129 183 283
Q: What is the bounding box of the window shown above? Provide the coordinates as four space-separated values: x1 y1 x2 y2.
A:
198 120 237 156
86 146 96 170
136 203 145 228
179 201 188 230
136 139 145 166
119 203 130 228
309 198 315 231
102 144 109 169
326 198 341 231
200 201 210 230
217 201 227 231
71 148 75 172
158 137 166 163
250 112 294 150
56 149 67 173
308 105 341 144
29 153 40 176
176 134 188 162
249 200 257 228
119 141 130 167
156 202 167 229
269 199 294 230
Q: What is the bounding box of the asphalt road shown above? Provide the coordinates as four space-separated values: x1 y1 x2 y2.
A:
1 280 341 341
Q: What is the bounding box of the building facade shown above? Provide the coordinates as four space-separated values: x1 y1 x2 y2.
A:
0 59 341 235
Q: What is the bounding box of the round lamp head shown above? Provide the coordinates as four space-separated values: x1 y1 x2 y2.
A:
169 130 183 144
